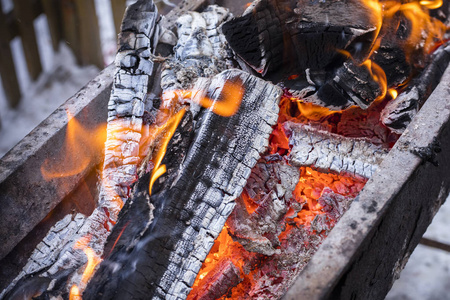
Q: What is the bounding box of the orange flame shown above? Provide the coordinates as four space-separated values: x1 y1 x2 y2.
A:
69 285 81 300
384 0 446 55
41 111 106 181
296 102 340 121
69 235 102 300
149 108 186 194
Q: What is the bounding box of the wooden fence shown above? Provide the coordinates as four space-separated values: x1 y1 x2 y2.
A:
0 0 127 108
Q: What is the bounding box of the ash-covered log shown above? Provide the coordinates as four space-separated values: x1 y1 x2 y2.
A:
381 42 450 134
285 122 388 179
84 69 281 300
222 0 379 81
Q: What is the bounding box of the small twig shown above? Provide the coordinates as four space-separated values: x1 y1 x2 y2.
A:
420 237 450 252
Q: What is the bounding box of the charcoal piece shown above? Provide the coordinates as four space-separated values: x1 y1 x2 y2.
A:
285 122 388 179
371 42 411 88
289 60 386 110
84 69 281 300
222 0 379 82
381 43 450 134
227 161 300 256
188 259 242 300
160 6 234 92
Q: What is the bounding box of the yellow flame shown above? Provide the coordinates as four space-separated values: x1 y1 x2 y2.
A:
192 80 245 117
388 89 398 99
69 235 102 300
361 0 383 55
69 285 82 300
149 108 186 195
420 0 443 9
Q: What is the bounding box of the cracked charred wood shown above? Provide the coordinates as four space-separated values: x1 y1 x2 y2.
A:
381 42 450 134
227 161 300 256
84 69 281 300
192 186 356 300
101 0 161 220
160 5 234 92
222 0 379 82
285 122 388 179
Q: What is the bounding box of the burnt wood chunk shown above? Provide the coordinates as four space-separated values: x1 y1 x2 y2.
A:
222 0 379 81
101 0 160 219
381 42 450 134
285 122 388 179
286 60 386 110
84 69 281 300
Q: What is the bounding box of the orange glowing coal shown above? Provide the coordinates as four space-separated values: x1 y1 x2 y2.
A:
40 111 106 181
189 166 366 299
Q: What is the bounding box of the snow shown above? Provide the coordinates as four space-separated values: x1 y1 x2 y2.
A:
386 197 450 300
0 0 118 158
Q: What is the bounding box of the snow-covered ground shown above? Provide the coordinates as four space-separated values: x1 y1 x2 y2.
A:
0 1 449 299
0 0 117 158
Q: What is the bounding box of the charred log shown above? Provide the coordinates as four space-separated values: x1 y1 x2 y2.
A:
285 122 388 179
222 0 379 82
84 69 281 300
381 42 450 134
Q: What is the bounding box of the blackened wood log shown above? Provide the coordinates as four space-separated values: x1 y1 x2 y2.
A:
381 42 450 134
285 122 388 179
286 60 386 110
222 0 379 82
101 0 161 219
84 69 281 300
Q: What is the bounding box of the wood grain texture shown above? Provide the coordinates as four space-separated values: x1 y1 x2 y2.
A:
84 69 281 300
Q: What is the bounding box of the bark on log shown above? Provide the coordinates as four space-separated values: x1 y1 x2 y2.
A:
84 69 281 300
381 42 450 134
285 122 388 179
222 0 379 82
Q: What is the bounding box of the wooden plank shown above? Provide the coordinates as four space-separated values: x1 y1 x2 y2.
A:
41 0 62 51
0 8 21 107
4 0 42 42
110 0 127 35
75 0 104 68
0 64 115 261
12 0 43 80
60 0 81 63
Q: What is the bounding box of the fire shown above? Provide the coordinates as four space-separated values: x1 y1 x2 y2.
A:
188 166 366 299
361 59 388 102
384 0 446 55
148 108 186 194
69 235 102 300
40 111 106 180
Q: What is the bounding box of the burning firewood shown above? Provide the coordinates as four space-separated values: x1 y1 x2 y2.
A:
285 122 388 179
381 41 450 134
83 69 281 299
3 0 449 299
